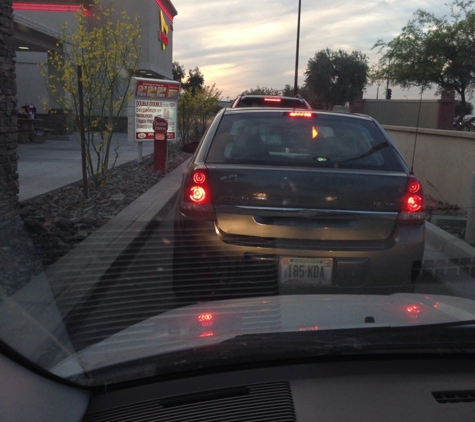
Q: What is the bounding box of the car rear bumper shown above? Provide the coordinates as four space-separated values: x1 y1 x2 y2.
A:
173 215 425 294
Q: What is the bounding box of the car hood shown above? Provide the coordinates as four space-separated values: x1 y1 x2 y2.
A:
52 293 475 379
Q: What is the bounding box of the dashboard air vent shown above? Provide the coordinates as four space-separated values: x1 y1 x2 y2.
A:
433 390 475 403
83 381 296 422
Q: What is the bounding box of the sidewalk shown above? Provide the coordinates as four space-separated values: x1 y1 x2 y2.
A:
17 133 154 201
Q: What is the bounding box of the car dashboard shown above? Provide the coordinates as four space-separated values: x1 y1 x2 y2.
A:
3 352 475 421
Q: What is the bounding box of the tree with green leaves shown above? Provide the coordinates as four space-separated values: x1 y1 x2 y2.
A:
172 61 186 84
182 67 205 94
456 100 473 117
178 85 221 144
175 63 221 144
41 0 141 186
243 86 282 95
282 84 298 97
303 49 368 110
192 84 222 138
373 0 475 122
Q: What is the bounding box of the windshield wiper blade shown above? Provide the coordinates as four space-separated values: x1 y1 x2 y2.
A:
75 322 475 388
219 322 475 355
334 141 390 164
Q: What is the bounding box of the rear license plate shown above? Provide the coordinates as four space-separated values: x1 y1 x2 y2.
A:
279 257 333 286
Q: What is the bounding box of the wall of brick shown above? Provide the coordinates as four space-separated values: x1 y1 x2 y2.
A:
0 0 19 224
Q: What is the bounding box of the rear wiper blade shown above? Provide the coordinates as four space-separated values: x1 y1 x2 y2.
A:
334 141 390 164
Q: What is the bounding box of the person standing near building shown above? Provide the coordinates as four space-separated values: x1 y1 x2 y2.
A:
27 104 36 119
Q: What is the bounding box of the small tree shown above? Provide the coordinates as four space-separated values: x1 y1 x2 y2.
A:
41 0 141 186
178 90 197 144
176 65 221 145
194 84 222 137
178 84 221 144
304 49 368 110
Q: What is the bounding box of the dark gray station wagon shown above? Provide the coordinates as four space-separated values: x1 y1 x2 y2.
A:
173 108 425 301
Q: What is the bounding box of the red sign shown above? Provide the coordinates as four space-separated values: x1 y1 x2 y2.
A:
135 80 179 98
153 117 168 133
153 118 168 173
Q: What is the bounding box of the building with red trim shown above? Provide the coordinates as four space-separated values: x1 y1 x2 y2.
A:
11 0 177 116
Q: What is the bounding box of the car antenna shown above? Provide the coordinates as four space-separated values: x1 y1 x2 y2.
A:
410 88 424 175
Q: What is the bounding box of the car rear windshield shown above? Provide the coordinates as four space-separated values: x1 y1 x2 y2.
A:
205 111 407 171
235 97 309 109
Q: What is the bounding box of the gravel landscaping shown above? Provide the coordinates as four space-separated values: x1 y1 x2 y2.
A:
1 144 191 296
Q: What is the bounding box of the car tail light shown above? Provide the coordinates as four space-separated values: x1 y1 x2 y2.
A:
264 97 282 103
286 111 315 118
398 176 426 224
179 166 214 215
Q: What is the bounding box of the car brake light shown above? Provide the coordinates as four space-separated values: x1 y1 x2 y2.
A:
398 176 426 224
179 167 214 214
264 97 282 103
286 111 314 118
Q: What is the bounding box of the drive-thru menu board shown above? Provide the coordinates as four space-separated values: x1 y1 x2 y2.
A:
133 78 180 141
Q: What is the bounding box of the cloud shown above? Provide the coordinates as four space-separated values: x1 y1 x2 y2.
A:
172 0 450 99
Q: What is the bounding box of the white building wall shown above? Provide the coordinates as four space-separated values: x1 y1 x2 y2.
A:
14 1 176 115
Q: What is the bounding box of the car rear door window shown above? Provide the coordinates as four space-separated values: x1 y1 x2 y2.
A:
205 112 406 171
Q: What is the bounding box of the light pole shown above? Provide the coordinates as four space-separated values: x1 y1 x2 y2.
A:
293 0 301 96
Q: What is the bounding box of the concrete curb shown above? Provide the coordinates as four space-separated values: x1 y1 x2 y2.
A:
425 221 475 260
424 222 475 300
45 159 190 317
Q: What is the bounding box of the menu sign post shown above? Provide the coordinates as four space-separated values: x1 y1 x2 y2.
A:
153 117 168 173
133 77 180 163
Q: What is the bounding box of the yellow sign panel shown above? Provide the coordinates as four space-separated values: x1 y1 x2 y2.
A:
160 10 169 50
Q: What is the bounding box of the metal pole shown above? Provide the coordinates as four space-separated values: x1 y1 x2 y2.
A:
293 0 302 96
77 65 88 198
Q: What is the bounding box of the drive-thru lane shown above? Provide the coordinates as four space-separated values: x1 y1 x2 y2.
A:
16 137 475 351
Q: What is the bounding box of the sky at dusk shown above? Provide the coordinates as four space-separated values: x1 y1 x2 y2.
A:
171 0 449 102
